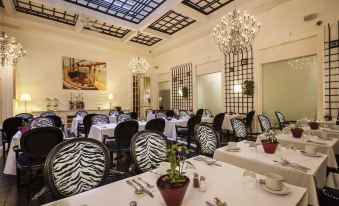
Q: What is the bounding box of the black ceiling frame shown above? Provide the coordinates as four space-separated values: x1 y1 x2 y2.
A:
84 20 130 38
14 0 78 26
182 0 234 15
130 33 162 46
149 10 195 35
64 0 166 24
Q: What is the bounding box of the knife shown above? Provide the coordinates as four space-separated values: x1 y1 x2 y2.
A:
132 179 154 198
206 201 216 206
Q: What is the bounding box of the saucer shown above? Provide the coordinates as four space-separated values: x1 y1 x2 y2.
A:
226 147 240 152
299 150 322 157
261 184 290 195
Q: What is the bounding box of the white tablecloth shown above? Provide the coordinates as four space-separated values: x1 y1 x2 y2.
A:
71 116 118 136
88 121 147 142
43 157 307 206
222 114 243 130
258 133 339 168
164 119 188 141
146 112 156 121
213 141 328 206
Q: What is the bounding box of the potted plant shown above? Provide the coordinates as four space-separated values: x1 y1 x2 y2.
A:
309 115 319 130
291 123 303 138
157 144 192 206
261 129 279 154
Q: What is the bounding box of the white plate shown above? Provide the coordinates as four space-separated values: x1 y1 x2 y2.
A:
226 147 240 152
261 184 290 195
299 150 322 157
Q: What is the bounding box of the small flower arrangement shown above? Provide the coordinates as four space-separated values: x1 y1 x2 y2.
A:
262 129 279 144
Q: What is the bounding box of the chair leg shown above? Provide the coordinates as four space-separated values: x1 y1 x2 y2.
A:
16 169 21 191
25 169 32 199
2 141 5 162
116 151 120 171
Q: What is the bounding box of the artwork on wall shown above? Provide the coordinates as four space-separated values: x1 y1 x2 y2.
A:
62 57 107 90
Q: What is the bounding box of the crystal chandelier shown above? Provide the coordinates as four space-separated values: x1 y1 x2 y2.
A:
213 9 261 54
288 55 316 70
0 31 26 68
128 57 150 76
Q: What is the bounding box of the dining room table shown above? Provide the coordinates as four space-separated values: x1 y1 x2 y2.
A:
258 132 339 168
43 156 308 206
71 115 118 136
222 113 244 130
213 141 328 206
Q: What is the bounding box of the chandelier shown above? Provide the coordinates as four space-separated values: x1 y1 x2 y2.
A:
213 9 261 54
288 55 316 70
0 31 26 68
128 57 150 76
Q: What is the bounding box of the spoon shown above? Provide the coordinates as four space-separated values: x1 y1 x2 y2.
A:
126 180 143 194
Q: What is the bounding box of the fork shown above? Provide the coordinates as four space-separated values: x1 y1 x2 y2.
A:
281 158 310 170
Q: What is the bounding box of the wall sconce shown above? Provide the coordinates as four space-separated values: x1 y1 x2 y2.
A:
108 93 114 109
234 84 242 93
20 93 31 113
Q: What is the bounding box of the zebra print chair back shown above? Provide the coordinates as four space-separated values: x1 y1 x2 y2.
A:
40 112 56 117
275 111 286 124
75 111 88 118
109 110 119 116
258 115 271 132
179 110 188 118
117 113 131 122
44 138 110 198
204 109 213 117
30 117 55 128
155 112 166 119
173 108 180 116
195 124 220 156
131 130 167 173
15 113 33 119
230 118 247 139
91 114 109 125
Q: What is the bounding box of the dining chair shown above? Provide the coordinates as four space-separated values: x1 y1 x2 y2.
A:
14 127 63 195
173 108 180 116
40 112 56 117
230 118 248 141
117 113 132 122
130 130 167 173
317 169 339 206
243 111 255 136
130 112 138 120
194 123 220 157
165 110 175 118
176 115 202 148
257 115 272 133
145 108 153 117
82 113 96 137
105 120 139 170
109 109 120 116
30 138 121 205
196 109 204 116
179 110 188 118
15 113 34 120
75 110 88 118
1 117 23 161
145 118 165 132
46 116 63 129
30 117 55 129
275 111 296 129
91 114 109 125
155 111 167 119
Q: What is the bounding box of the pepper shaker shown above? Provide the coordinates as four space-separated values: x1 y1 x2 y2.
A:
199 176 207 192
193 173 200 188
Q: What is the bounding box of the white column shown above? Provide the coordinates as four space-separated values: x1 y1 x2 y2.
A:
1 66 14 121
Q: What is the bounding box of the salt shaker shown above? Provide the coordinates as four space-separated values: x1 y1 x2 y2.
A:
193 173 200 188
199 176 207 192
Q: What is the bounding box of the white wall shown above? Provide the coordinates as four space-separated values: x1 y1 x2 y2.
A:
4 28 155 115
151 0 339 129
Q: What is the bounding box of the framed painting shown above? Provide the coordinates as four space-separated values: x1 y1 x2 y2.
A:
62 57 107 90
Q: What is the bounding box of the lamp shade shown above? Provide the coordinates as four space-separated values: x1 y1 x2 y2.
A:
108 94 114 100
20 93 31 101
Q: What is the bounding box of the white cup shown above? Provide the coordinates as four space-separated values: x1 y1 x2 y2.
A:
320 132 330 140
228 142 237 149
265 173 283 191
305 145 317 155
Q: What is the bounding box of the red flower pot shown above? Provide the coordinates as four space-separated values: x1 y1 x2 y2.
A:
157 175 190 206
309 122 320 130
18 126 30 134
261 141 278 154
291 128 303 138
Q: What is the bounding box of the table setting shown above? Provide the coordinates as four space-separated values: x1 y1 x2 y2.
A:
43 153 308 206
213 140 328 206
